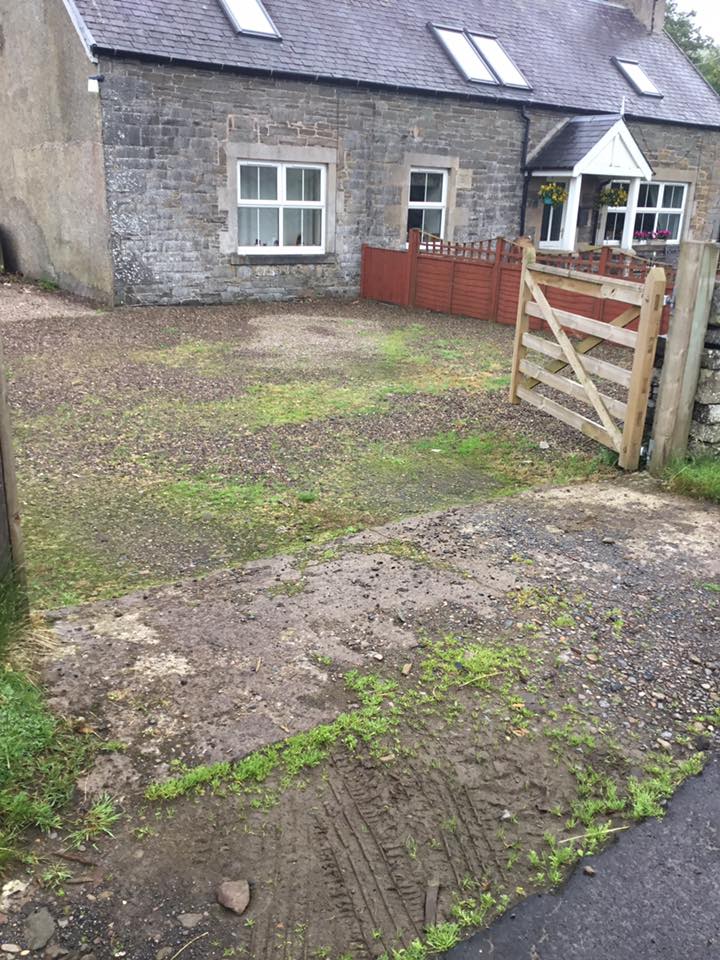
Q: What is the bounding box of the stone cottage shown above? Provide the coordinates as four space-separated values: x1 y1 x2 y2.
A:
1 0 720 304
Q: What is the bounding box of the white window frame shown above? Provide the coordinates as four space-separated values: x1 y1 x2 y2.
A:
613 58 662 98
597 180 687 246
538 179 570 250
597 179 630 247
407 168 449 242
633 181 687 245
236 160 326 255
218 0 281 38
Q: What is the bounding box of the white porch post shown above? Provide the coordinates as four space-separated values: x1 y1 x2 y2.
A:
621 177 641 250
560 175 582 251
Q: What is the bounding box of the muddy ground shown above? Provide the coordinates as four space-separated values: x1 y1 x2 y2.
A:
1 480 718 960
0 280 608 610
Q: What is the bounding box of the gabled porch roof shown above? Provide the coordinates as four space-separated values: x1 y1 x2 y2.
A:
528 115 653 181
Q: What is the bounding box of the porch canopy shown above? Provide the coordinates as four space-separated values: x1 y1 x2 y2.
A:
527 115 653 251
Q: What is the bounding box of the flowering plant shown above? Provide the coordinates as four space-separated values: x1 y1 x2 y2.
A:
538 181 569 206
597 186 628 208
633 229 672 241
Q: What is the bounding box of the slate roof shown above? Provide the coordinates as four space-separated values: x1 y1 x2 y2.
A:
528 115 622 170
69 0 720 128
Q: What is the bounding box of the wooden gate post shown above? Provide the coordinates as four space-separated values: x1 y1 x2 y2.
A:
0 336 25 592
619 266 666 471
509 244 536 403
649 240 720 475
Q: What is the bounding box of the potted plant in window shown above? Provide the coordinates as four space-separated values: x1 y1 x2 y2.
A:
538 182 569 206
633 228 671 245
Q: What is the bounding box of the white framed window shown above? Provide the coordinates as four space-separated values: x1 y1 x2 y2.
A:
633 182 687 243
237 161 326 254
433 27 496 83
407 168 448 241
218 0 281 38
469 34 530 88
613 58 662 97
539 180 569 249
598 179 630 245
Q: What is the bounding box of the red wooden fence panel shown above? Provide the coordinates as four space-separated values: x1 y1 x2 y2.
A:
360 232 673 334
360 245 411 306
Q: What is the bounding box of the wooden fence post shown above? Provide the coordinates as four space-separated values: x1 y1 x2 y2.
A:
509 244 536 404
619 266 666 471
489 237 505 323
0 336 25 593
649 240 720 475
408 228 421 307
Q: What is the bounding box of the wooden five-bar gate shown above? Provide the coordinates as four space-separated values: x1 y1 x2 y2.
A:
509 246 666 470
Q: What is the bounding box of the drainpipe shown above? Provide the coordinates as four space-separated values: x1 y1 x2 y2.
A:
518 107 532 236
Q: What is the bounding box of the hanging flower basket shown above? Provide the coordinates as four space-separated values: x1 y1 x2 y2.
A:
597 185 629 209
538 182 569 207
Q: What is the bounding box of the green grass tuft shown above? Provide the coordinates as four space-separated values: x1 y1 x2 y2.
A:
665 456 720 503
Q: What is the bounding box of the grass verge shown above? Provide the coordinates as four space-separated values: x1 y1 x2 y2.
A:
665 456 720 503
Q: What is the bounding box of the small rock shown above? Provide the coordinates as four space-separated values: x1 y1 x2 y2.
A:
586 653 599 664
656 738 672 751
401 663 413 676
695 735 712 752
608 680 623 693
583 865 597 877
1 948 21 956
643 669 656 682
688 654 702 665
369 652 384 661
538 441 550 450
23 909 55 951
44 946 68 959
216 880 251 916
653 691 665 701
601 537 615 545
598 699 610 709
155 950 173 960
660 730 673 741
177 914 203 930
499 809 513 821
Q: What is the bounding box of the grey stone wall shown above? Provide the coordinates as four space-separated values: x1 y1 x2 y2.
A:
95 58 720 306
97 58 529 305
689 282 720 457
0 0 114 301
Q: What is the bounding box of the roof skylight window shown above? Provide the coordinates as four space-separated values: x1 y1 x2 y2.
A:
614 58 662 97
470 35 530 88
433 27 496 84
218 0 280 38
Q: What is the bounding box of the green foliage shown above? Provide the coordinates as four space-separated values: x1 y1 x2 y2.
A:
665 457 720 504
66 795 121 847
41 863 72 895
666 1 720 94
0 669 90 872
424 923 461 952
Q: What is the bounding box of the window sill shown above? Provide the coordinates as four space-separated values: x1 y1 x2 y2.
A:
230 253 336 266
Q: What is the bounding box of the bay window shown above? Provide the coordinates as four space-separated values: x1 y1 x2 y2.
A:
633 182 686 242
598 180 687 245
237 161 326 253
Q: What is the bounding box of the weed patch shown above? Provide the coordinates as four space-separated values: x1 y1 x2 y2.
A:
665 456 720 503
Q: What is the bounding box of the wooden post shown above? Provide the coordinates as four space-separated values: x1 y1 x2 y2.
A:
489 237 505 323
0 336 25 592
649 240 720 475
619 266 667 471
408 228 421 307
509 244 536 404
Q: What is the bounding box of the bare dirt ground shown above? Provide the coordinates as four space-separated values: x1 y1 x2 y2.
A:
1 480 718 960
